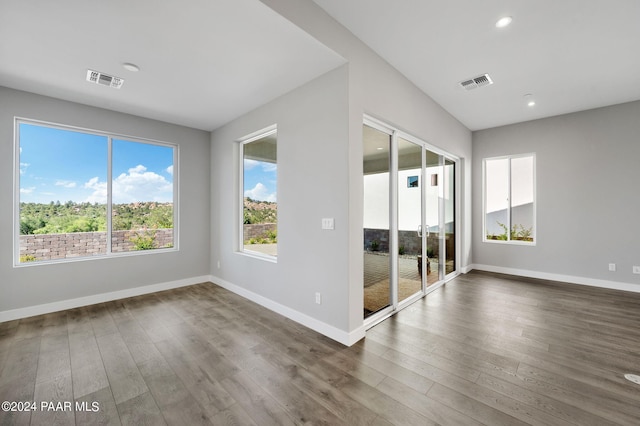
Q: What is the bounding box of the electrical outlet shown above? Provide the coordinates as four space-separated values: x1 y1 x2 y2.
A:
633 266 640 275
217 260 221 269
315 292 322 304
608 263 616 272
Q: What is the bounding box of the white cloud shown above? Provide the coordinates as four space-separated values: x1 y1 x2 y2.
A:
243 159 260 170
244 159 277 172
244 182 276 202
84 177 107 204
19 162 29 175
55 180 77 188
83 165 173 204
166 165 173 175
262 163 277 173
20 187 35 194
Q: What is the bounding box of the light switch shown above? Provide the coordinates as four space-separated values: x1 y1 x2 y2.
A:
321 218 334 230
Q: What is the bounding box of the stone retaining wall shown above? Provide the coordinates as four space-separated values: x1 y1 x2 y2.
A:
243 223 276 241
364 228 454 257
20 229 173 261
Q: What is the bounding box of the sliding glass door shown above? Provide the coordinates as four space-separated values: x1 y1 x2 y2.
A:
363 119 457 322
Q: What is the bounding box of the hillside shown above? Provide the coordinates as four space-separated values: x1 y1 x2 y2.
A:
243 197 277 224
19 201 173 235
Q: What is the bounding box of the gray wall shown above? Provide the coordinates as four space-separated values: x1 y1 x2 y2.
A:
473 100 640 289
230 0 473 338
0 87 211 314
211 66 351 332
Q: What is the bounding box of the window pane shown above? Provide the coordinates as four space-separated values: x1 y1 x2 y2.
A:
18 123 108 263
510 156 534 241
363 124 390 318
243 132 277 257
444 159 455 274
112 139 175 252
397 137 422 304
485 158 509 240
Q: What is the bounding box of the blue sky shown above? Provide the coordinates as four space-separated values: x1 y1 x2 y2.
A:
19 123 174 204
244 159 277 202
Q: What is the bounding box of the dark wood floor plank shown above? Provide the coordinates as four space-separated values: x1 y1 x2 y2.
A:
2 271 640 425
238 344 350 425
220 371 296 426
261 344 380 426
31 372 74 426
376 376 484 426
95 332 149 405
515 362 640 424
476 372 619 426
74 386 121 426
116 391 166 426
153 338 236 418
336 375 437 426
340 343 435 394
208 402 257 426
426 383 529 426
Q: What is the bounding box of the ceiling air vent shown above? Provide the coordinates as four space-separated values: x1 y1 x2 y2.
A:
459 73 493 91
86 69 124 89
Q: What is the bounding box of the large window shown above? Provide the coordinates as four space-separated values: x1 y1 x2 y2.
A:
239 126 277 259
15 119 177 265
483 154 535 243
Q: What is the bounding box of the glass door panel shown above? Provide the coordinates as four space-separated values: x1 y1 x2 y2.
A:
444 158 455 276
425 151 442 285
363 124 391 318
397 137 423 304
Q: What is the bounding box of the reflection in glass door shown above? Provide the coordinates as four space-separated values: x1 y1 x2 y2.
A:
362 124 391 318
444 159 456 276
396 137 424 306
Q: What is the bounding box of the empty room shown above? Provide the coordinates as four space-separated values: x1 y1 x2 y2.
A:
1 0 639 424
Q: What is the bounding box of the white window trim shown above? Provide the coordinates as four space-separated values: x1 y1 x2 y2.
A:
13 117 179 267
482 153 536 245
237 124 278 262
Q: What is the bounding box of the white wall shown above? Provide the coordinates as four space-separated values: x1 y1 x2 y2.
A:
0 87 212 319
364 167 452 232
472 100 640 291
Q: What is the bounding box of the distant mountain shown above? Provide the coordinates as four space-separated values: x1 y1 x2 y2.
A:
244 197 277 211
243 198 277 224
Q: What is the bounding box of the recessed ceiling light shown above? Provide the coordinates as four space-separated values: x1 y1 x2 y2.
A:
123 63 140 72
376 147 384 150
495 16 512 28
527 100 536 107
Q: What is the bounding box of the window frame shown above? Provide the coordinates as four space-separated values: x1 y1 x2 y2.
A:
482 153 536 245
237 124 278 262
14 117 179 267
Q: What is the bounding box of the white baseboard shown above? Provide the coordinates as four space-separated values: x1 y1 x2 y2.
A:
0 275 211 323
460 264 474 274
469 264 640 293
209 274 364 346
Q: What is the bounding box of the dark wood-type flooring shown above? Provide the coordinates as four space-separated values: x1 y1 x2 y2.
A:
1 271 640 425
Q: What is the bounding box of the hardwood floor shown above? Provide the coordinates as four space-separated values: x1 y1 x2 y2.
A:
1 271 640 425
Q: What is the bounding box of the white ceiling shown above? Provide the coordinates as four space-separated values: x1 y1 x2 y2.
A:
313 0 640 130
0 0 345 131
2 1 639 132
